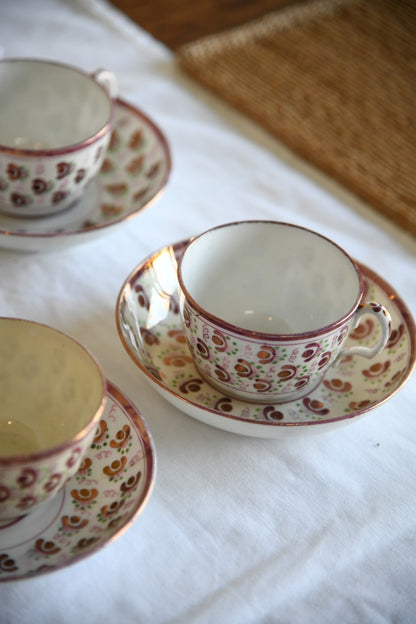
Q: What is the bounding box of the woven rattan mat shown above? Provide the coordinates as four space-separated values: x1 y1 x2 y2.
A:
177 0 416 236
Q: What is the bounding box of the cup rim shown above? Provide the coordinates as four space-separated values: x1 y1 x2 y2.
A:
0 57 115 157
177 220 365 341
0 317 107 467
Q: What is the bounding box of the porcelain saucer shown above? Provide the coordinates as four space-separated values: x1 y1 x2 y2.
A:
0 380 156 582
0 99 171 252
116 240 415 438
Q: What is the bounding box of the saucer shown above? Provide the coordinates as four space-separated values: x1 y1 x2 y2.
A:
0 99 171 252
116 239 415 438
0 380 156 582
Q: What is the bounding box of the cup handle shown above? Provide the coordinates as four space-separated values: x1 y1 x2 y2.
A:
91 68 118 99
340 302 392 359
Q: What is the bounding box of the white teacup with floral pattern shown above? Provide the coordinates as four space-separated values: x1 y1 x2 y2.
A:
0 318 106 523
0 58 117 217
178 221 392 404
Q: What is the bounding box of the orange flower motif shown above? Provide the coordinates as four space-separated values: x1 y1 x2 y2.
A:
76 537 99 551
349 399 374 411
318 352 332 370
128 129 144 150
103 456 127 477
71 488 99 504
108 515 125 530
302 398 329 416
133 187 149 202
302 343 321 362
146 162 160 179
215 397 233 413
134 285 150 309
323 379 352 393
100 158 113 173
0 554 18 573
235 359 252 377
126 155 145 174
195 338 210 360
336 327 349 344
77 457 93 474
61 515 89 531
294 376 310 389
179 378 203 394
253 379 272 392
214 365 231 383
362 361 390 378
168 329 186 344
257 346 276 364
101 204 123 216
110 425 131 450
141 328 159 346
162 354 193 367
100 500 125 517
263 406 284 421
278 365 297 380
120 471 142 494
385 369 405 388
35 539 61 556
105 183 127 195
387 324 404 349
350 318 375 340
211 330 227 352
93 420 108 445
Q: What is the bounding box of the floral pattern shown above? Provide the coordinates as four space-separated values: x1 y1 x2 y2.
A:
181 288 391 404
1 139 108 216
0 440 92 523
0 381 155 582
116 240 415 435
0 99 171 252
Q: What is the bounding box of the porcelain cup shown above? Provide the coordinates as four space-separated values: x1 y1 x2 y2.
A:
0 58 117 217
177 221 392 404
0 318 106 523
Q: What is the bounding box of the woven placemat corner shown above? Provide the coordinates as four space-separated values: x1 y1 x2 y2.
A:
177 0 416 236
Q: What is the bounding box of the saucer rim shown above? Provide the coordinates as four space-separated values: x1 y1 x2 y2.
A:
0 98 171 242
116 239 416 430
0 379 156 583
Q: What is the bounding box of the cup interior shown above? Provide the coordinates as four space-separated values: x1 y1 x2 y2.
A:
0 59 112 150
0 319 105 458
179 222 362 335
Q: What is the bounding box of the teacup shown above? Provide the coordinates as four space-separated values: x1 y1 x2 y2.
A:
0 318 106 523
177 221 392 404
0 58 117 217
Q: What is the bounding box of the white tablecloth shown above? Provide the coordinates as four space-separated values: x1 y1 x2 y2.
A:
1 1 415 622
